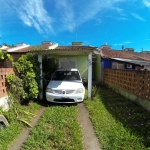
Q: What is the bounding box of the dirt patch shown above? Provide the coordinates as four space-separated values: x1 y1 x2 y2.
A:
78 103 101 150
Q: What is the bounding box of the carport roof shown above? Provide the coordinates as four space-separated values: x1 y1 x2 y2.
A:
55 46 95 50
31 45 96 55
6 44 96 55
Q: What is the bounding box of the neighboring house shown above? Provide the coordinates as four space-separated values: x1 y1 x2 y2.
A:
93 44 150 82
100 44 150 70
0 42 32 67
1 41 56 67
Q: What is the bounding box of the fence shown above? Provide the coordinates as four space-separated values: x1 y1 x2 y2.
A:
103 69 150 101
0 68 15 98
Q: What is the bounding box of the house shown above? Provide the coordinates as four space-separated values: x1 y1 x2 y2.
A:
3 41 96 99
99 44 150 70
93 44 150 82
0 42 32 67
32 41 95 99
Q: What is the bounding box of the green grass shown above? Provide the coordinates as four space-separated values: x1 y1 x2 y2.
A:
84 86 150 150
21 104 83 150
0 101 41 150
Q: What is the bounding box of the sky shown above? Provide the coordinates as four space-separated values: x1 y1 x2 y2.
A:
0 0 150 52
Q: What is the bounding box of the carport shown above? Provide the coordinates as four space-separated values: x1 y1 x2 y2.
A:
33 43 95 100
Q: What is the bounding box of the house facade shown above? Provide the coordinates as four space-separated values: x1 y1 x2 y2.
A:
1 41 95 99
33 42 95 99
93 44 150 83
99 44 150 70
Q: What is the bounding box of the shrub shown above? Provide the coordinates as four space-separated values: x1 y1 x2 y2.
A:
6 53 40 104
42 56 58 80
6 74 26 103
0 50 13 67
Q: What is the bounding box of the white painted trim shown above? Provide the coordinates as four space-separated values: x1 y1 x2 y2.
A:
38 55 43 100
88 53 92 99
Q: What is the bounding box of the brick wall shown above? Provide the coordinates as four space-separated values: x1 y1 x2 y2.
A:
103 69 150 101
0 68 15 98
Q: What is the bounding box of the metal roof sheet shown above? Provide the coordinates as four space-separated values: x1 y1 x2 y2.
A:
112 58 150 66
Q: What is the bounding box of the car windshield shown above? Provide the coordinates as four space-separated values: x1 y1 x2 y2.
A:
52 71 81 81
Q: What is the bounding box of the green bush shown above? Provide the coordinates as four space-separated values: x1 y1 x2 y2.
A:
42 56 58 80
6 74 26 103
6 53 41 104
0 50 13 67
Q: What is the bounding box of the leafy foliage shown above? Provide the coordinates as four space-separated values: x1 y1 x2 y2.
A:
42 56 58 89
6 53 41 104
42 56 58 80
6 74 26 103
0 102 41 150
23 53 41 90
0 50 13 66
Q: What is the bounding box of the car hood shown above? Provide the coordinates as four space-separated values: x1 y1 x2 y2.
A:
47 81 84 90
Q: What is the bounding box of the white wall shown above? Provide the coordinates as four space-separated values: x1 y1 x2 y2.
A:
0 96 11 111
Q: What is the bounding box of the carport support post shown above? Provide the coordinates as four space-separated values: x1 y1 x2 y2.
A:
38 54 43 100
88 53 92 99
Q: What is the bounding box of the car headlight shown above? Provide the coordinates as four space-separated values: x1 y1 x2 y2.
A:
46 88 53 93
75 88 84 94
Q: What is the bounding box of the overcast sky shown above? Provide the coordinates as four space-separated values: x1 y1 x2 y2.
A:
0 0 150 52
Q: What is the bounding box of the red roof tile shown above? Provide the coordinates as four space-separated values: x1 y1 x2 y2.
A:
101 49 150 61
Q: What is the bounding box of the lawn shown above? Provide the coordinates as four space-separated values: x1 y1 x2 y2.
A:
0 101 41 150
2 85 150 150
21 104 83 150
84 86 150 150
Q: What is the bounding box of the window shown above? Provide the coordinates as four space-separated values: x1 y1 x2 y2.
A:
59 58 76 69
126 64 132 69
52 71 81 81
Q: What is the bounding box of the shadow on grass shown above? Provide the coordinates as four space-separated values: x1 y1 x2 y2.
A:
35 97 77 108
96 85 150 148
